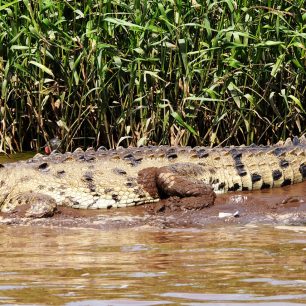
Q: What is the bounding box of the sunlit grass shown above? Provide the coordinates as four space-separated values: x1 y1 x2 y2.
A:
0 0 305 152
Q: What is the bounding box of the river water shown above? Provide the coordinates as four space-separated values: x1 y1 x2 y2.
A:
0 225 305 305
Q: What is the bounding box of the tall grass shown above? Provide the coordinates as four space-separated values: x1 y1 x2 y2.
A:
0 0 305 152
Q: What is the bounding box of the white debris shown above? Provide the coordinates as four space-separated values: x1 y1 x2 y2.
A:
218 211 240 219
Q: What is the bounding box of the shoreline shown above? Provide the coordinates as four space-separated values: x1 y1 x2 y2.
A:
1 182 305 230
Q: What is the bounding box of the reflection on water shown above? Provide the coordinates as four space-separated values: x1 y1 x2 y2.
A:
0 225 305 305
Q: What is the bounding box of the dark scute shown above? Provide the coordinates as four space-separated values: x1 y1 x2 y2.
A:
272 169 282 180
125 181 136 187
237 169 247 177
0 164 4 168
197 149 209 158
166 148 176 154
122 153 142 166
113 168 127 175
123 153 134 160
230 149 247 177
273 147 285 156
57 170 65 175
292 136 299 145
211 178 219 184
236 163 247 176
231 150 242 160
167 152 178 159
228 183 240 191
112 194 119 202
38 162 49 170
281 179 292 187
218 182 226 190
88 183 96 192
279 159 289 168
261 183 271 189
83 172 93 181
242 186 249 191
299 163 306 179
251 173 262 182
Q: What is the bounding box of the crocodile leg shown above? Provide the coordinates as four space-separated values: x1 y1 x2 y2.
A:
156 167 214 198
138 163 216 210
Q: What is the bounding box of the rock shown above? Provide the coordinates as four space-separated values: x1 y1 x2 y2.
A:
25 201 57 218
2 193 57 218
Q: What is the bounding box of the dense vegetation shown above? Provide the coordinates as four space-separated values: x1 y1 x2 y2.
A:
0 0 305 152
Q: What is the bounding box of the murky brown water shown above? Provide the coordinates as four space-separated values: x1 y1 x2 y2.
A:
0 225 305 305
0 153 305 304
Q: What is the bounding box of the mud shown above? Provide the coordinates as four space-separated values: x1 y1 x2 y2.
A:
0 181 305 229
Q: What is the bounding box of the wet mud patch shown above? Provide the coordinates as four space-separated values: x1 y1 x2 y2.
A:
0 182 305 229
145 193 215 214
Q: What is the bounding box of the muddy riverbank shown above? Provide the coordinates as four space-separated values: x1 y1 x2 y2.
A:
1 181 305 229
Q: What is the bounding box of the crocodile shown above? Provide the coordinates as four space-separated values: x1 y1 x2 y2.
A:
0 136 305 217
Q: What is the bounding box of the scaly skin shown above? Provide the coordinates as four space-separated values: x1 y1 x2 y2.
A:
0 137 305 216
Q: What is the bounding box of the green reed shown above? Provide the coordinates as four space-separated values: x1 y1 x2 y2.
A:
0 0 305 152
